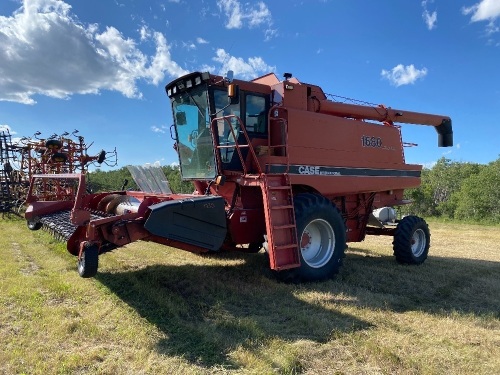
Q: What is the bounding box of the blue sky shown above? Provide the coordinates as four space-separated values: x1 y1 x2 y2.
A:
1 0 499 170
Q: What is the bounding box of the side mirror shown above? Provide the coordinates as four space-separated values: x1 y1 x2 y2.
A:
228 84 239 105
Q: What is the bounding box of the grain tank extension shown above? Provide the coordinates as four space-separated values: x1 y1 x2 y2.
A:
25 71 452 281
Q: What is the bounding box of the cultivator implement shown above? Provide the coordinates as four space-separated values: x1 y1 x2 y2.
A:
1 129 24 214
1 129 117 215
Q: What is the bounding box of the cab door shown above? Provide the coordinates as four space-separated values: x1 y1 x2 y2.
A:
212 90 269 172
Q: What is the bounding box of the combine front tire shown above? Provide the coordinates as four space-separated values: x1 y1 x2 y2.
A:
78 243 99 278
280 193 346 282
392 215 430 264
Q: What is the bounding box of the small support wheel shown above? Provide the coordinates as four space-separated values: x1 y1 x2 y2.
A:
45 139 63 150
78 242 99 278
97 150 106 164
393 215 430 264
27 219 42 231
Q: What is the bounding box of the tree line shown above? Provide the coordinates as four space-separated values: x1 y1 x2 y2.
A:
402 156 499 224
87 165 193 194
88 157 499 224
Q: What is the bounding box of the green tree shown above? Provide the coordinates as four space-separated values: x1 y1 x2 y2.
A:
454 158 500 223
87 165 193 194
403 158 483 219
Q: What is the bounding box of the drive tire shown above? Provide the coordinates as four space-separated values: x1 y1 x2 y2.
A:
278 193 346 282
393 215 430 264
78 243 99 278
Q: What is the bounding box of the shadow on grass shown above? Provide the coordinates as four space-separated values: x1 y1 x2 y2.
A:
336 246 500 317
95 246 499 368
95 252 371 368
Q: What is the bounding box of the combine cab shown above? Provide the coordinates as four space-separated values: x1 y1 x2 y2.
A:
25 71 452 281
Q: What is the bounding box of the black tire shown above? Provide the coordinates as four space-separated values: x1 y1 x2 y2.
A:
45 139 62 150
278 193 346 282
246 242 263 253
27 219 42 231
393 215 430 264
51 152 68 163
77 243 99 278
97 150 106 164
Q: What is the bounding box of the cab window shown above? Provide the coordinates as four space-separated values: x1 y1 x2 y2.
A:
245 95 267 134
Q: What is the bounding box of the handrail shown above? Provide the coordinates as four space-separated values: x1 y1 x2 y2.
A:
210 115 263 176
267 105 291 174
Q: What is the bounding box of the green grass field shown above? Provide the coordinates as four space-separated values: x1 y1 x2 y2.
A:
1 217 499 374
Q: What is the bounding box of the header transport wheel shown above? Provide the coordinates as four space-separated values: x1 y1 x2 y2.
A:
77 242 99 278
279 193 346 282
27 219 42 231
392 215 430 265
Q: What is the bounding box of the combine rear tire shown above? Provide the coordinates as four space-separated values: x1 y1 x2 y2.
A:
27 219 42 231
393 215 430 264
78 243 99 278
279 193 346 282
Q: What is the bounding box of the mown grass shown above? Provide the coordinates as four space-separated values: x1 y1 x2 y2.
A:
0 217 499 374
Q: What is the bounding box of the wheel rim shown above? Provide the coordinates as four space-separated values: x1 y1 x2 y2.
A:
77 253 85 274
300 219 335 268
411 228 426 257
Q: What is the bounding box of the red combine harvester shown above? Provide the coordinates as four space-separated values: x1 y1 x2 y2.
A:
25 71 452 281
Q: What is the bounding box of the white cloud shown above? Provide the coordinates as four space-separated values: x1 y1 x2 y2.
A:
217 0 243 29
151 125 167 133
196 37 209 44
264 28 278 41
462 0 500 35
422 161 437 169
216 0 275 38
381 64 428 87
247 2 272 28
0 124 16 134
212 49 275 80
139 25 151 41
182 41 196 50
0 0 188 105
421 0 437 30
462 0 500 22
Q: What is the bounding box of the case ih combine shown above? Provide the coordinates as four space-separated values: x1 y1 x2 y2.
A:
25 71 452 281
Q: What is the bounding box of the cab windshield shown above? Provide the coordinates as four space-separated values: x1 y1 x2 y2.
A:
171 85 216 179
